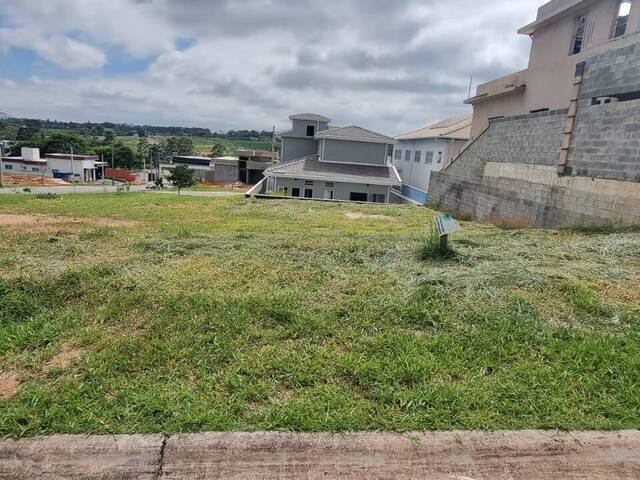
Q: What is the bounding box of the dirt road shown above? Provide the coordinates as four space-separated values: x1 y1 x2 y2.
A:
1 431 639 479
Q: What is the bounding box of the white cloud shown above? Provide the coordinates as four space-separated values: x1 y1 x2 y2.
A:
0 28 106 70
0 0 543 132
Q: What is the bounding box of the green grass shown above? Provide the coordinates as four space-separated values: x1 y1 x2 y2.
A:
0 193 639 437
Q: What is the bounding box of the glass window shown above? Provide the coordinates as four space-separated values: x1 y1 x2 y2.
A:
394 149 402 161
4 164 12 170
613 1 632 38
414 151 422 163
306 125 315 137
404 150 412 162
424 151 434 165
572 16 587 55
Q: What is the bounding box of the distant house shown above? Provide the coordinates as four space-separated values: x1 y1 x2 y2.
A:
253 114 401 203
392 114 471 204
43 153 106 182
165 149 274 185
2 148 106 182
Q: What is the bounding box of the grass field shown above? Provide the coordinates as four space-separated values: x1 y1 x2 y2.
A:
0 194 639 437
115 136 272 155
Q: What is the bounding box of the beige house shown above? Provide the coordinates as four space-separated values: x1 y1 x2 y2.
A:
466 0 639 137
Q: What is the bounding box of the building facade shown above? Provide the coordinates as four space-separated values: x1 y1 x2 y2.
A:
466 0 640 137
392 114 471 204
253 115 401 203
430 0 640 228
1 148 105 182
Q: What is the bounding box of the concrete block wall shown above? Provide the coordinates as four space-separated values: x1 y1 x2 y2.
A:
568 41 640 181
429 38 640 228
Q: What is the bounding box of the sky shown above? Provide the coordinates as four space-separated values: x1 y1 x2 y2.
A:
0 0 542 135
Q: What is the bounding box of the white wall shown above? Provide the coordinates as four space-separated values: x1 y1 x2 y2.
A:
47 158 96 181
391 138 452 192
2 160 46 176
267 176 390 203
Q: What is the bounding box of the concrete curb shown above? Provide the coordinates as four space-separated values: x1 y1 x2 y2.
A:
1 431 639 479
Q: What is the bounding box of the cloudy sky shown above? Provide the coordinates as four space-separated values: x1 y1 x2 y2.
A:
0 0 542 134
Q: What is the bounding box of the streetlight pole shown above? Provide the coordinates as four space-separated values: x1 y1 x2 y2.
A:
0 142 4 189
71 146 76 195
111 139 115 186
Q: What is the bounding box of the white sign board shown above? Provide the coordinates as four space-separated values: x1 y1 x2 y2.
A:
435 214 462 237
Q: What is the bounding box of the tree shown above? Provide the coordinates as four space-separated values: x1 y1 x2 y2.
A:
167 165 195 194
165 136 195 156
103 130 115 144
92 142 138 169
136 137 150 167
41 133 88 155
210 142 228 157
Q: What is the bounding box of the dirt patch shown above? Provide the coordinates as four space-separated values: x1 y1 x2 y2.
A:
43 345 83 373
0 371 21 400
0 214 140 229
345 212 392 221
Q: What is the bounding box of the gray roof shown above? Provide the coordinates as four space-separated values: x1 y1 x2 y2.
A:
289 113 332 122
315 126 394 144
264 155 401 186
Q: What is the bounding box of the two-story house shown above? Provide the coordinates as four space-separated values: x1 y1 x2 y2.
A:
257 114 401 203
466 0 640 137
392 114 471 205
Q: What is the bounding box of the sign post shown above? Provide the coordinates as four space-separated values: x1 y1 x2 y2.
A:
435 214 462 253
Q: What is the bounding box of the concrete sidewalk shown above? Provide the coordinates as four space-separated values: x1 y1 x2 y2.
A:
1 431 639 479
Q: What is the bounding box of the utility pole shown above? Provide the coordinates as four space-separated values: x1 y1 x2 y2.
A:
101 154 106 191
0 142 4 189
71 146 76 195
111 139 115 186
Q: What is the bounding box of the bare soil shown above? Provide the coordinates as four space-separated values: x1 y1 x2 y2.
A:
43 345 83 373
0 371 21 400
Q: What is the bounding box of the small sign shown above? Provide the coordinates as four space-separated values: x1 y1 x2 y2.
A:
435 214 462 237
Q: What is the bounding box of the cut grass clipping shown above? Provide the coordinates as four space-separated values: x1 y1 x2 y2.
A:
0 193 639 436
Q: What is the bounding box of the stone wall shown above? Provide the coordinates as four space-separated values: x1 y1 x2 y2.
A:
429 38 640 228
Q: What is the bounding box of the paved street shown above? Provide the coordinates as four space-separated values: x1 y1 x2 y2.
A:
0 185 245 197
1 431 639 479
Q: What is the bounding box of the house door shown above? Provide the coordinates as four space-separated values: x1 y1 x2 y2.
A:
292 188 301 197
238 161 247 183
324 189 334 200
304 188 313 198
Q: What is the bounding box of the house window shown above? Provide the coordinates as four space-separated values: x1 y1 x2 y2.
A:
32 167 40 172
304 188 313 198
371 194 386 203
424 151 434 165
305 180 314 186
394 149 402 161
404 150 412 162
414 151 422 163
292 187 301 197
306 125 315 137
613 1 632 38
571 16 587 55
349 192 368 202
4 164 12 170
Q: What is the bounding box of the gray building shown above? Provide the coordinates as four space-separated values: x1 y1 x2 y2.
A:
254 114 401 203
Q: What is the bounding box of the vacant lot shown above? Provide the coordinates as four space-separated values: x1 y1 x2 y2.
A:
0 194 638 437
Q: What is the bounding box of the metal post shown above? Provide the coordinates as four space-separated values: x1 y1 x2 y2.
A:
439 234 449 254
111 140 115 186
0 142 4 189
71 146 76 195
